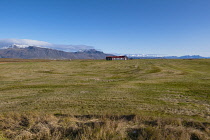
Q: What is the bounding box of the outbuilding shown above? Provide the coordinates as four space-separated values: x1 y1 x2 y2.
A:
106 56 128 60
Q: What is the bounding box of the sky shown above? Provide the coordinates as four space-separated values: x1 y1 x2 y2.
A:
0 0 210 56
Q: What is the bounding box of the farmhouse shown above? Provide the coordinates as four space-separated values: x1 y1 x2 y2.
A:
106 56 128 60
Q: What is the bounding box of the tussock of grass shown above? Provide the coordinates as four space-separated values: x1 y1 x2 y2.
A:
0 113 209 140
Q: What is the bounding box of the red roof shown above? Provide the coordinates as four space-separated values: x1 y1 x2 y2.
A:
106 56 127 58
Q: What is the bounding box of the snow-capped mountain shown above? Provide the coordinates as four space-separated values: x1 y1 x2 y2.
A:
125 54 164 57
0 39 93 52
0 38 113 59
125 54 207 59
0 46 112 59
7 44 40 49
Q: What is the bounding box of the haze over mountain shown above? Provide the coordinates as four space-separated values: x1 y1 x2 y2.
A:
0 39 94 52
0 46 111 60
0 39 112 59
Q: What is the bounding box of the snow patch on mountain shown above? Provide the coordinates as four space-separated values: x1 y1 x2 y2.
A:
0 39 94 52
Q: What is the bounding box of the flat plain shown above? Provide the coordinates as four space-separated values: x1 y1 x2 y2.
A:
0 58 209 139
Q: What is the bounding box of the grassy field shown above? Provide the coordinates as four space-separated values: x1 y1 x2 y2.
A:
0 58 209 139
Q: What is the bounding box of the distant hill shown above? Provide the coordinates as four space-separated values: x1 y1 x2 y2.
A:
126 54 209 59
0 45 112 59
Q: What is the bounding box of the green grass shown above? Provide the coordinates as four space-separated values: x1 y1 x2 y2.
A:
0 59 210 120
0 59 210 139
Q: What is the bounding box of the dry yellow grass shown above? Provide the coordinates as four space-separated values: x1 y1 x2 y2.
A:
0 113 209 140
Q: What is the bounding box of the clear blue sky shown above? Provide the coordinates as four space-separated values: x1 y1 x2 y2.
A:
0 0 210 56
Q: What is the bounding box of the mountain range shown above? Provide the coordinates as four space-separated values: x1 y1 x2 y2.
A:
0 39 209 60
0 39 112 59
126 54 209 59
0 45 112 59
